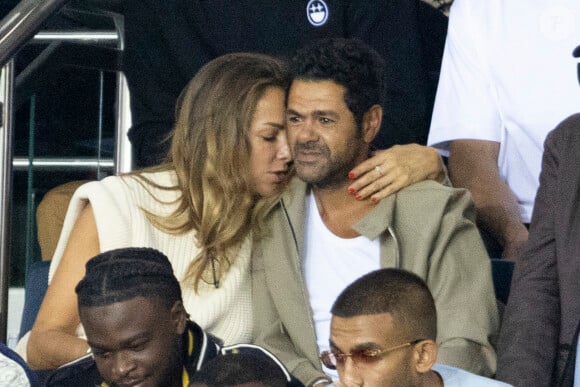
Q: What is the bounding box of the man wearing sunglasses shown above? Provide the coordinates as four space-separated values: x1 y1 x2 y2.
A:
325 268 511 387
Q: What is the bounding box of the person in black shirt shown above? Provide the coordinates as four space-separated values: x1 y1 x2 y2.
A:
120 0 448 167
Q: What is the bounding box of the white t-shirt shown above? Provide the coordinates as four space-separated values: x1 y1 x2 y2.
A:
303 193 380 378
434 364 513 386
428 0 580 223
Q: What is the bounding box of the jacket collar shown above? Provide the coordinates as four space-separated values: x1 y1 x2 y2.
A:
353 191 396 240
278 176 400 267
279 176 397 237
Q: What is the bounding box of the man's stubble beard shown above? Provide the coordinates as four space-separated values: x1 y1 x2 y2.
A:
294 140 363 190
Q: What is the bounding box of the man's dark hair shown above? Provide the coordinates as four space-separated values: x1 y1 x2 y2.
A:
188 352 288 387
76 247 182 309
290 37 385 125
331 268 437 341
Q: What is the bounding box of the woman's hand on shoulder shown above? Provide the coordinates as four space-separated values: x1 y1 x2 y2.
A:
347 144 446 202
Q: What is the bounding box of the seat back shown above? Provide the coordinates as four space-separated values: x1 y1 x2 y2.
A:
19 260 51 339
490 258 515 305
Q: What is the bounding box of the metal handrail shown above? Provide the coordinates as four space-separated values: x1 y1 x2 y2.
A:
13 157 114 171
31 31 119 43
112 14 132 174
0 0 72 67
0 61 15 343
0 0 133 342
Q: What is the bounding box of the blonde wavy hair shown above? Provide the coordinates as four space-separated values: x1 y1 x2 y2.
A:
132 53 291 290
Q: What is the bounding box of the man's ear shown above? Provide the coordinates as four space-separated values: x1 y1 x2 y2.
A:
361 104 383 143
170 301 188 335
412 339 438 374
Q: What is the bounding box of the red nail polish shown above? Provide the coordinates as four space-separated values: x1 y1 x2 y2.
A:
370 197 377 203
348 172 356 179
348 188 356 194
355 194 362 200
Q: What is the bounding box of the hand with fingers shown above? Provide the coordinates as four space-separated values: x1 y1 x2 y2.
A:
347 144 446 202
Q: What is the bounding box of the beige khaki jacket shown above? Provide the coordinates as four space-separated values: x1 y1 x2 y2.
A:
252 177 499 386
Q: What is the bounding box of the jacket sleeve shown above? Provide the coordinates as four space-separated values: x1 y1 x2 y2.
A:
251 241 329 386
495 126 563 386
419 187 499 377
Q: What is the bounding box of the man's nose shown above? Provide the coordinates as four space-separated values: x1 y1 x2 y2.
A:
293 118 319 143
110 352 137 381
340 357 363 386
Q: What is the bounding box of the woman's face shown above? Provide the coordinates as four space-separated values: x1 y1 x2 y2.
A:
249 87 292 197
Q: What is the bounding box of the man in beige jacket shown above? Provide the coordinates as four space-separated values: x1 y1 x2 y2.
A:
252 38 499 386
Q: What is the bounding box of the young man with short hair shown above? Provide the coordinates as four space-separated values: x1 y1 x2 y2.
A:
326 268 510 387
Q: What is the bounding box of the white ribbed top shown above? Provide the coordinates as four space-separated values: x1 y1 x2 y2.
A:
49 170 253 345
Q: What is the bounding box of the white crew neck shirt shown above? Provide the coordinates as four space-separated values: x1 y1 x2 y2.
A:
303 192 380 378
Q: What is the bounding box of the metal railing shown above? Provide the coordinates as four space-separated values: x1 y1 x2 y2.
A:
0 0 132 342
0 0 71 67
12 157 115 171
0 61 15 344
31 31 118 43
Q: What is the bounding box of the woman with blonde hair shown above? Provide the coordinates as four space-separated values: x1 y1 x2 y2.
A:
22 52 443 370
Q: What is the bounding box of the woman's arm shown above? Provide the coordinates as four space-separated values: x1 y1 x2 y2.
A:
27 204 100 370
347 144 446 201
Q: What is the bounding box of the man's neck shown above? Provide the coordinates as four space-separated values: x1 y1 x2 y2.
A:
424 370 444 387
311 180 376 238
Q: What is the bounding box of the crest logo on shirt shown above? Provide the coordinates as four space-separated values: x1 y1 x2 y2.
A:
307 0 329 27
